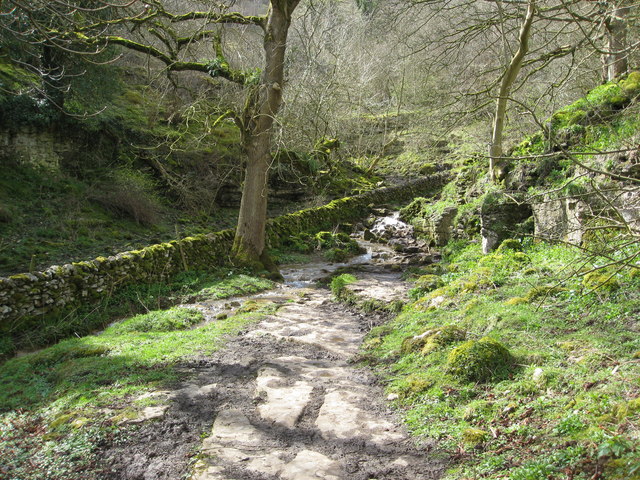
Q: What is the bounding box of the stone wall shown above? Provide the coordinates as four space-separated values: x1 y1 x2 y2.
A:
0 127 118 171
532 188 640 245
0 173 449 347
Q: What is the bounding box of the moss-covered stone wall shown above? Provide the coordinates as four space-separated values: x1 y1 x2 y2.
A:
266 173 449 244
0 173 449 341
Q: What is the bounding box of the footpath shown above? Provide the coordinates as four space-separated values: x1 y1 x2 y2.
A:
187 269 445 480
102 216 446 480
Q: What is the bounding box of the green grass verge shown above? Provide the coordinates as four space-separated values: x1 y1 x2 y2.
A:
362 240 640 480
0 271 277 479
3 269 274 358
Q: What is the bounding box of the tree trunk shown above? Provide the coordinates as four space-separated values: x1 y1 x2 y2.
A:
232 131 271 270
604 3 630 81
489 0 535 183
231 0 300 273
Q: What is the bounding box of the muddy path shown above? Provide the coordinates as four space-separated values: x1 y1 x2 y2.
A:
103 218 446 480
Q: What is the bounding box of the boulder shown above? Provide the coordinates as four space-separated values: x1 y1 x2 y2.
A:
446 337 514 382
532 195 589 245
480 193 532 253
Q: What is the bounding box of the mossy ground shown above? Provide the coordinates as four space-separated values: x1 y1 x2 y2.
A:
0 271 278 480
361 240 640 480
513 72 640 159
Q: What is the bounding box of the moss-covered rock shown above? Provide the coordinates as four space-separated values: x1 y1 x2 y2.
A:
446 337 514 382
462 427 490 447
496 239 523 252
400 325 466 355
620 71 640 96
421 325 467 355
612 398 640 421
396 374 433 398
583 270 620 292
506 285 567 305
414 274 444 292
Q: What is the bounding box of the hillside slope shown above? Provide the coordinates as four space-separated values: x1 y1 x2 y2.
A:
0 59 376 275
357 74 640 480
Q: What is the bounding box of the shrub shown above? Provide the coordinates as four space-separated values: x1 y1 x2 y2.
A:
446 337 514 382
92 168 161 225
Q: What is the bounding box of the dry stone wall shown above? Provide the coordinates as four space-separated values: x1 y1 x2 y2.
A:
0 173 449 347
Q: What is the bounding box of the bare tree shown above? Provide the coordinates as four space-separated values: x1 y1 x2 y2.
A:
386 0 638 179
2 0 302 273
489 0 536 182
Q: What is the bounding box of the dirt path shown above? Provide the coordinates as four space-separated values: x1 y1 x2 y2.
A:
104 235 445 479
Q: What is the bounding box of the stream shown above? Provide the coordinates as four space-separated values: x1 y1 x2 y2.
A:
103 213 446 480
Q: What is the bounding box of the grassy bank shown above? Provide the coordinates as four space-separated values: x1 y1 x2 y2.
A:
359 240 639 479
0 272 276 479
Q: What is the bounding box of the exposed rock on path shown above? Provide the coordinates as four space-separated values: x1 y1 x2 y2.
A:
186 279 443 480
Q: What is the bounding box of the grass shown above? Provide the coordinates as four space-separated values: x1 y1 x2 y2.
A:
3 268 274 359
0 270 278 480
360 240 640 480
